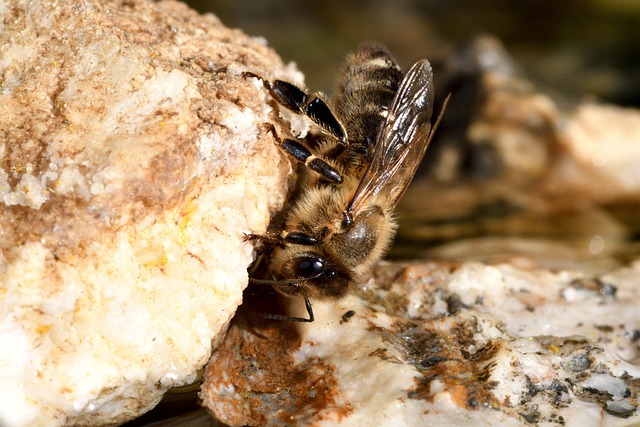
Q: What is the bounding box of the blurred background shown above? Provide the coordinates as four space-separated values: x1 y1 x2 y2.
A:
190 0 640 107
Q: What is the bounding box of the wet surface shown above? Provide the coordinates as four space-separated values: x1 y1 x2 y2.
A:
392 201 640 275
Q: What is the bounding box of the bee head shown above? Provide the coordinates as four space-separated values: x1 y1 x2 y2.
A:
274 252 352 299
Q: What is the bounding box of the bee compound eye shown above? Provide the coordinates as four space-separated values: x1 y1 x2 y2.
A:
295 255 325 279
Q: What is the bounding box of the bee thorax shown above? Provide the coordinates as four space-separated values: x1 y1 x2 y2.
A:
326 206 388 269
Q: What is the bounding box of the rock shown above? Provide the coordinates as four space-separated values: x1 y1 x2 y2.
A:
0 0 302 425
415 36 640 209
554 103 640 200
201 261 640 426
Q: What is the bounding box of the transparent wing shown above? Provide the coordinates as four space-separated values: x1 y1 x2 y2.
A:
345 59 435 218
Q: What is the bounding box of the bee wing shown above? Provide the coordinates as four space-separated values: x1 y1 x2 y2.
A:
345 59 435 217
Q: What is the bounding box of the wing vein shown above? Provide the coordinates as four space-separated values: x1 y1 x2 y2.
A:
345 59 436 218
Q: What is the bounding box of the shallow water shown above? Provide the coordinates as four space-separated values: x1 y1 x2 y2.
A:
393 198 640 275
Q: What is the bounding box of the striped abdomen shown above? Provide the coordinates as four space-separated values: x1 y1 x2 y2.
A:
332 43 404 169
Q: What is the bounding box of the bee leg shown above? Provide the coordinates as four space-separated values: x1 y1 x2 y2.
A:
264 123 343 184
271 81 347 146
303 296 315 322
243 71 347 145
256 307 314 323
245 230 317 246
282 139 343 184
249 278 316 323
281 231 318 245
256 296 315 323
244 232 281 245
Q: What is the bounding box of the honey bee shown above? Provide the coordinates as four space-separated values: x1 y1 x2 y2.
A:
246 43 442 322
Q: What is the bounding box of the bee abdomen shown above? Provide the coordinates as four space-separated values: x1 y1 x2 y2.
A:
333 43 404 145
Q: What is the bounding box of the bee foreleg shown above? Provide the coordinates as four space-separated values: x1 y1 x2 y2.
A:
281 231 318 245
243 71 347 144
245 230 318 246
256 306 314 323
303 296 315 322
244 232 281 245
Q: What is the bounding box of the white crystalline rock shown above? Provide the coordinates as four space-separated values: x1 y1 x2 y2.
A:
202 261 640 427
0 0 299 426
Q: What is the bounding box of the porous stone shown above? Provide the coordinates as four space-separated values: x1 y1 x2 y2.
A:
0 0 304 425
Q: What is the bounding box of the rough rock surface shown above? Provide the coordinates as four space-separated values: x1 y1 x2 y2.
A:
0 0 302 426
201 261 640 426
